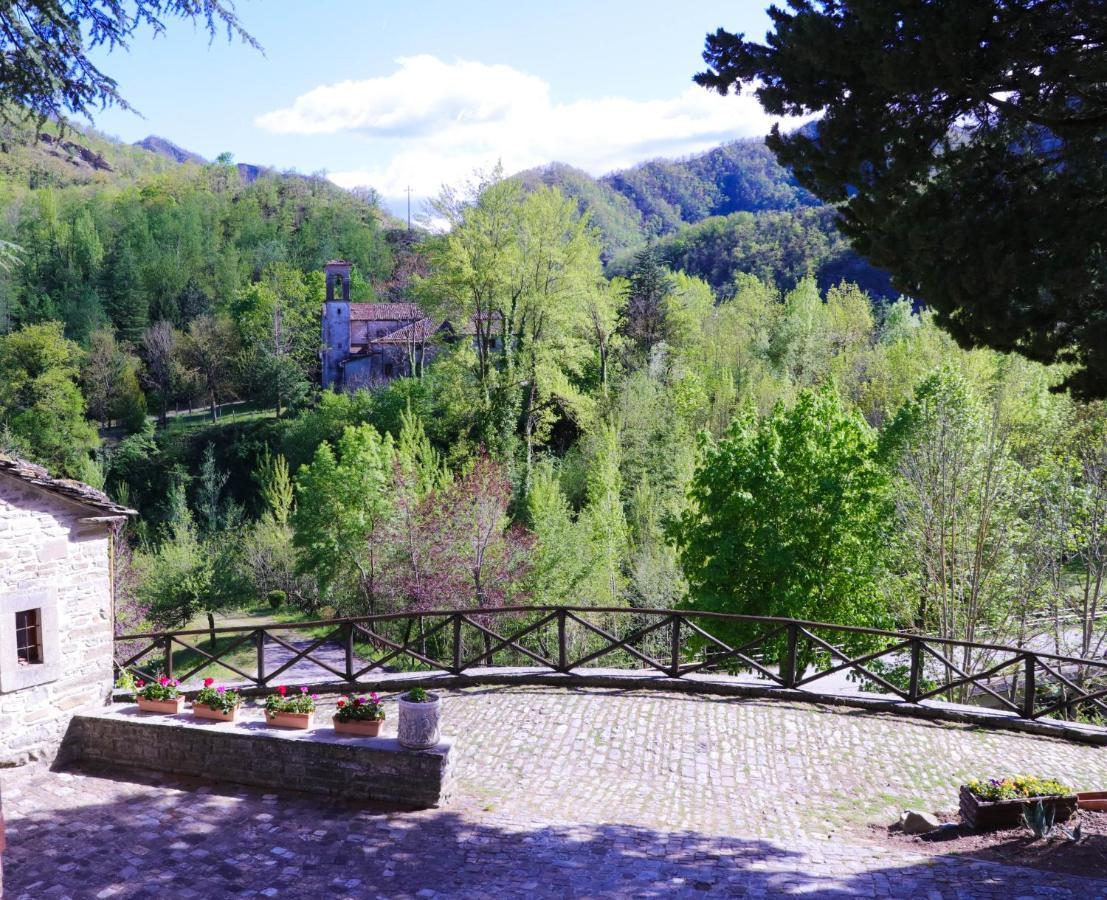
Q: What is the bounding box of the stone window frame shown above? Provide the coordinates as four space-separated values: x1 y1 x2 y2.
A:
0 588 60 693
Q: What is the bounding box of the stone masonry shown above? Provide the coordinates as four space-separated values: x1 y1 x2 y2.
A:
6 687 1107 897
0 471 125 767
67 707 455 808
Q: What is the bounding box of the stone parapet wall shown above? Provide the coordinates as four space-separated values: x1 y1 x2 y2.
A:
66 708 454 809
0 474 115 766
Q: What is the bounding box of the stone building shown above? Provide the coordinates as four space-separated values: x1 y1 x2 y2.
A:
0 455 134 767
320 259 446 390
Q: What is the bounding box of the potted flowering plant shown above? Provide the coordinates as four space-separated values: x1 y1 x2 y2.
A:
333 692 385 737
135 675 183 714
192 678 243 722
397 686 441 749
264 685 317 729
960 776 1077 829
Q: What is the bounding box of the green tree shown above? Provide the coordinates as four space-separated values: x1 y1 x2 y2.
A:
668 388 894 644
0 1 256 125
292 424 396 614
0 321 98 476
696 1 1107 397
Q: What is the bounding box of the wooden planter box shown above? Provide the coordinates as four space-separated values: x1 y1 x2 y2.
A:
1077 791 1107 812
266 711 313 730
333 716 383 737
136 696 184 715
192 703 240 723
959 785 1077 830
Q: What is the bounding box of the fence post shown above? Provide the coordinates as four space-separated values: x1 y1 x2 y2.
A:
452 613 463 674
255 629 266 686
344 622 355 682
557 609 568 672
670 615 681 678
163 636 173 680
1022 653 1036 719
908 638 923 703
782 624 799 689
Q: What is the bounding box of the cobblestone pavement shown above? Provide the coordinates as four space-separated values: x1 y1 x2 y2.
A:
5 686 1107 898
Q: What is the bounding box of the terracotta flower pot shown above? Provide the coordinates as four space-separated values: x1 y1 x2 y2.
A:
137 696 184 715
266 710 313 730
333 716 383 737
398 693 441 749
959 785 1077 830
1077 791 1107 812
192 703 240 723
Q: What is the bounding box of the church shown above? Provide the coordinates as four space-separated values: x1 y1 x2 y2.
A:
319 259 445 391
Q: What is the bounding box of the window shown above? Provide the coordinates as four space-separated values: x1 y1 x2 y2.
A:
15 609 42 666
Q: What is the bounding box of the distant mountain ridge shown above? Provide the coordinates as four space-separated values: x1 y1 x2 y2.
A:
513 138 894 299
134 135 206 165
134 135 268 184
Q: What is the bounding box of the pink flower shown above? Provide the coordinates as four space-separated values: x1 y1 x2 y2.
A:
203 677 214 688
337 699 346 708
170 680 179 687
135 679 145 688
158 676 169 686
277 685 287 696
370 693 379 702
216 686 226 694
311 694 319 701
299 686 308 694
354 697 364 705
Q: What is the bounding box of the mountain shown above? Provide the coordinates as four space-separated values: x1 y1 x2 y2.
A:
134 135 206 165
515 138 894 299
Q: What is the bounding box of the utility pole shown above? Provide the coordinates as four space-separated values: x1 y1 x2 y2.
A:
406 185 412 233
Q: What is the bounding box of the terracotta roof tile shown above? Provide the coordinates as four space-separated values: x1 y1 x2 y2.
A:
348 303 423 322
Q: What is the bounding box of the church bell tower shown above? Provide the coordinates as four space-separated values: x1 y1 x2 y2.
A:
321 259 353 389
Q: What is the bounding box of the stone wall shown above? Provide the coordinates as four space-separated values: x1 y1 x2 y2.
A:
66 709 454 808
0 474 115 766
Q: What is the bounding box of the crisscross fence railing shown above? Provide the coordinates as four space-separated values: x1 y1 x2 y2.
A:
114 606 1107 724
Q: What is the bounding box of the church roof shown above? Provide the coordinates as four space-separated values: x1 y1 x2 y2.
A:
368 317 442 345
0 454 137 518
349 302 423 322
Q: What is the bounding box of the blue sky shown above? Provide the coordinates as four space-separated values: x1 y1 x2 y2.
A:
85 1 780 210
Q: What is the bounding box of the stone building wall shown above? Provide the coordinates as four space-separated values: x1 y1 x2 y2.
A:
0 473 115 766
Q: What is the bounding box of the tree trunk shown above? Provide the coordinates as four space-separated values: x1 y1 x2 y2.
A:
207 611 217 651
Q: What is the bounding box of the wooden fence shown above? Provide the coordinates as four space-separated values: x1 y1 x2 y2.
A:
114 606 1107 722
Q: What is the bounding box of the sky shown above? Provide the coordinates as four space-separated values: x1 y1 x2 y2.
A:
84 1 782 214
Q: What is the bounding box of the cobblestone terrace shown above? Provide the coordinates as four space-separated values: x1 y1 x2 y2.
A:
5 686 1107 898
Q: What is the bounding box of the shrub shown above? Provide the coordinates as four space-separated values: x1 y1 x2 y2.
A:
267 589 286 610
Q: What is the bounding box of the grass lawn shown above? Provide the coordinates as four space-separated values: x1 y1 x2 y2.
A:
155 605 440 685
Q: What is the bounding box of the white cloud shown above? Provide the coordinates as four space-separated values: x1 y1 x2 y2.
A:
255 55 801 200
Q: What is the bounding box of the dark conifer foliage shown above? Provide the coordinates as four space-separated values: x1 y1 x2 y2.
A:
696 0 1107 397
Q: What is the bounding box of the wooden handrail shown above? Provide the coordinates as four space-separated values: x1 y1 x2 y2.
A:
113 606 1107 723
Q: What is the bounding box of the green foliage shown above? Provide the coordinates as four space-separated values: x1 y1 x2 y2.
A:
966 776 1072 802
0 321 99 476
669 387 893 636
194 682 242 713
292 424 396 612
266 590 286 610
696 1 1107 396
405 687 430 703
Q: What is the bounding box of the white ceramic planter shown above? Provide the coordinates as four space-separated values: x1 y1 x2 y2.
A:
397 693 441 749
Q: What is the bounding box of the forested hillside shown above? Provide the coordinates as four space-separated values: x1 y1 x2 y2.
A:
0 116 1102 677
0 118 394 341
516 137 893 297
